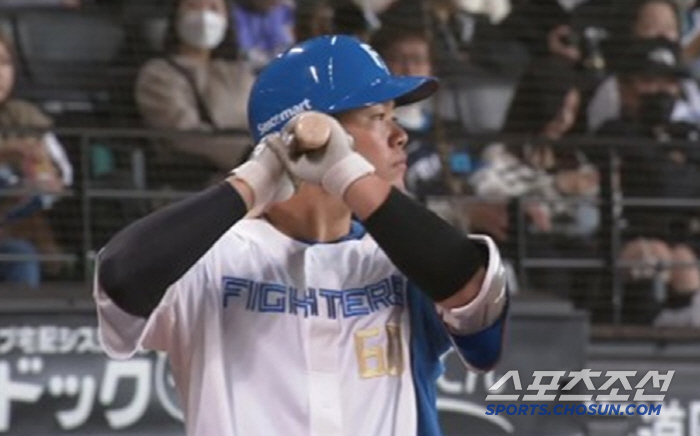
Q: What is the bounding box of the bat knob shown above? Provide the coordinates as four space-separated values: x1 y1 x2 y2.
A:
292 111 332 151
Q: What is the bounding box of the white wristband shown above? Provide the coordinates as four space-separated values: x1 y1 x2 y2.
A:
231 161 275 214
321 153 375 197
438 235 507 335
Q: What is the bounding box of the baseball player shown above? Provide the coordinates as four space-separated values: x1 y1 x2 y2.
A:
94 35 508 436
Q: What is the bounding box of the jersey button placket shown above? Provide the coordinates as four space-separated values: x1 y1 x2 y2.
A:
306 249 343 436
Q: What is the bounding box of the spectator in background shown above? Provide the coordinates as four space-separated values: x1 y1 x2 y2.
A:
371 26 513 248
597 38 692 137
607 0 680 43
0 238 39 288
349 0 397 30
232 0 294 71
496 0 611 107
0 146 41 289
587 0 700 131
596 38 700 325
0 32 73 285
499 0 608 68
382 0 473 63
294 0 333 42
332 0 374 42
471 56 600 304
295 0 377 45
501 0 578 62
372 26 455 198
135 0 255 188
478 56 599 240
294 0 402 47
681 0 700 70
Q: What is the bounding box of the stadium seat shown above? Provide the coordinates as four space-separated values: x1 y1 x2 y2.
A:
436 69 519 135
12 9 126 125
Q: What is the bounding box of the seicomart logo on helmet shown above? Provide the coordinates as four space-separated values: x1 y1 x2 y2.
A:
257 98 313 137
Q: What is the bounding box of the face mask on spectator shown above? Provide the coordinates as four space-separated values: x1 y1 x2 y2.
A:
177 10 227 50
639 91 677 126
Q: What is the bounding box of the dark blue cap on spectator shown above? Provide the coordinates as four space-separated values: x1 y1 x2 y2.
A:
617 37 689 78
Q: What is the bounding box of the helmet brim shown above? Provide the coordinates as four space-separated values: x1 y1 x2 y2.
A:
328 75 439 113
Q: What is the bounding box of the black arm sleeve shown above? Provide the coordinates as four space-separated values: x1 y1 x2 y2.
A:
363 188 486 302
98 182 248 318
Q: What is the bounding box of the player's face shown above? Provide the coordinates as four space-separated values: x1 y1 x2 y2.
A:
338 102 409 189
0 40 14 103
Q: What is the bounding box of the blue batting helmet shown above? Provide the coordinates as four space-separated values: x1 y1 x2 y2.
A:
247 34 438 143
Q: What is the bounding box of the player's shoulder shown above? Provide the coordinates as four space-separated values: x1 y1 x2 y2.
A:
218 218 269 244
195 219 271 268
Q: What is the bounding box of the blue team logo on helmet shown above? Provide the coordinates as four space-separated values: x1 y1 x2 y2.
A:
247 34 439 143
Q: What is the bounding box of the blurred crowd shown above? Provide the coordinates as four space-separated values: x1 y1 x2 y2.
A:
2 0 700 329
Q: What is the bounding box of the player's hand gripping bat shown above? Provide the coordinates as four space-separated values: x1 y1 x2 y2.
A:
289 111 333 153
272 111 375 197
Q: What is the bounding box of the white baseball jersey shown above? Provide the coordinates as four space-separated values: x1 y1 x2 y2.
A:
94 218 505 436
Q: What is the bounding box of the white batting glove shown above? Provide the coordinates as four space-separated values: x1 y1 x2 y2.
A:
270 113 375 198
231 133 295 216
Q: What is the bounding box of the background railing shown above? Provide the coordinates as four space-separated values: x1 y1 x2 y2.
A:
2 127 698 336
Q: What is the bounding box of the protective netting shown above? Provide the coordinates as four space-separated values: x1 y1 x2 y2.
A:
1 0 700 330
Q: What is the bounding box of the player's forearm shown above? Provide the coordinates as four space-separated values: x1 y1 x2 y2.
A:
342 174 391 220
345 175 487 303
438 267 486 309
98 180 249 318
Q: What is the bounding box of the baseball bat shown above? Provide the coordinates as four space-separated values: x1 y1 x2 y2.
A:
290 111 332 152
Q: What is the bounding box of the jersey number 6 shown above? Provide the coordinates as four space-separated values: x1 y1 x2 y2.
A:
354 323 404 379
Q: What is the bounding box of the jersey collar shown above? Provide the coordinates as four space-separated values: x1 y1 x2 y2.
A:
292 219 367 245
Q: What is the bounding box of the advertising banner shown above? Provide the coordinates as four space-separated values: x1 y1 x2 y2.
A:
1 302 692 435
